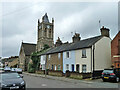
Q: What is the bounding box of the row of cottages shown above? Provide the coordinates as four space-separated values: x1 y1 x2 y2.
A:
111 31 120 68
40 26 111 73
19 42 36 71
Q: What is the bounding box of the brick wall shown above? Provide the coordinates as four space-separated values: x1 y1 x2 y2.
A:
111 31 120 68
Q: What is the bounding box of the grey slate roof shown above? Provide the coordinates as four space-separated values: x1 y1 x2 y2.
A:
42 35 103 55
22 43 36 56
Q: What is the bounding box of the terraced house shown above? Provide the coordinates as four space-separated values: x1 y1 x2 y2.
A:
40 37 66 71
41 26 111 74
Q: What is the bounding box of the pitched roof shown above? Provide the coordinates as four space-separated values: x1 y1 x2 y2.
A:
42 35 103 55
22 43 36 56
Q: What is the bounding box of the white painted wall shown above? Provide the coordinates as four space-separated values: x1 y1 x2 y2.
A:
75 48 92 73
94 36 111 70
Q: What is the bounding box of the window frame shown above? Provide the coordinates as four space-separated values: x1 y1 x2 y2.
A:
58 53 61 59
82 64 87 73
48 55 51 60
82 49 87 58
66 51 70 58
66 64 69 70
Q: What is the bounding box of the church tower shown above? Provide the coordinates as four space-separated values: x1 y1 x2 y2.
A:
36 13 54 52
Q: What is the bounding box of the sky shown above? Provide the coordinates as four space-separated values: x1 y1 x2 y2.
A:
1 1 119 58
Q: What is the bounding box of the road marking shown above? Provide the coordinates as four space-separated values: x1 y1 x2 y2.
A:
41 84 47 87
82 81 93 84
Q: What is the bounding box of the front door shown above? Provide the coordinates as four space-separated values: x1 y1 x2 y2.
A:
72 64 74 72
76 64 79 72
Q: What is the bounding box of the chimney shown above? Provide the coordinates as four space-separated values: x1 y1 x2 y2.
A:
55 37 62 47
100 26 110 37
72 33 81 43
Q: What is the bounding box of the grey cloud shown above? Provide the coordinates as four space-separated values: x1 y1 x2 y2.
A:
2 2 118 57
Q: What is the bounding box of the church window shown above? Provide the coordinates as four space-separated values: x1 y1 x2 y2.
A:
44 28 47 37
49 30 51 38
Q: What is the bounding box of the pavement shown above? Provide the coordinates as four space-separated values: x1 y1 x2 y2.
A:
23 72 119 88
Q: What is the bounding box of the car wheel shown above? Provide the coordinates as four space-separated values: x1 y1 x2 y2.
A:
116 77 119 83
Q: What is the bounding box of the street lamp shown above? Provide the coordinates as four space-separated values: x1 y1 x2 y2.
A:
45 55 47 78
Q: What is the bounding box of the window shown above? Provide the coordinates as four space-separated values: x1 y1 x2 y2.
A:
55 65 57 70
58 53 61 59
49 30 51 38
76 64 79 72
58 65 61 70
48 64 50 69
48 55 51 60
52 65 54 70
66 52 69 58
66 64 69 70
118 64 119 67
44 28 47 37
82 49 86 58
82 65 87 73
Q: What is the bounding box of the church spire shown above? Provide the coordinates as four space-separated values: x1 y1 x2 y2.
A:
42 13 49 23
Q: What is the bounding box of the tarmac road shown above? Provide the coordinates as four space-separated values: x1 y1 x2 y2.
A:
23 73 118 88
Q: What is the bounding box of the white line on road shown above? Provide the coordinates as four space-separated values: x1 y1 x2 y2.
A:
41 84 47 87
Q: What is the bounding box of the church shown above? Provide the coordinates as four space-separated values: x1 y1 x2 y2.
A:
36 13 54 52
18 13 54 71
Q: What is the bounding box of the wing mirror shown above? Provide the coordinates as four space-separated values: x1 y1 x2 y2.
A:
20 74 24 78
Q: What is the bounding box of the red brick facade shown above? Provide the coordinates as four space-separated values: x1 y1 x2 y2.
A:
111 31 120 68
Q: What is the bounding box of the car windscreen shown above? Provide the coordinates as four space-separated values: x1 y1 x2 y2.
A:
103 70 114 73
1 73 21 80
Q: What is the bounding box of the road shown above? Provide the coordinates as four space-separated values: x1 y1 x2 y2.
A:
23 74 118 88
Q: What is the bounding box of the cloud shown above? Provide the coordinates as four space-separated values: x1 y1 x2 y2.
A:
2 2 118 57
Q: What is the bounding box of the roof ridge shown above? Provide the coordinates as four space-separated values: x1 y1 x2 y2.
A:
80 35 102 42
22 42 36 45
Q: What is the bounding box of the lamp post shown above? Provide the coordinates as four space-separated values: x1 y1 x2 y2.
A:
45 55 47 78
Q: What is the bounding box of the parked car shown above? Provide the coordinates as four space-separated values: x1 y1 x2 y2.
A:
0 72 26 90
11 68 22 74
4 67 11 72
16 68 22 74
11 68 16 71
101 68 120 82
0 68 4 73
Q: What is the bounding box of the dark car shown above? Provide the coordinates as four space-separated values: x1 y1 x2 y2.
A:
101 68 120 83
0 72 26 90
11 68 22 74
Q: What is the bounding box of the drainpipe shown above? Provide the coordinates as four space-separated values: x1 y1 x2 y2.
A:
45 55 47 78
92 44 95 78
91 46 92 73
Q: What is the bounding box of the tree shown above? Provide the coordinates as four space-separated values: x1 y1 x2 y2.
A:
28 44 50 73
43 44 50 50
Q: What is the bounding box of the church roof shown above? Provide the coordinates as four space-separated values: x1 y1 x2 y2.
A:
22 43 36 56
42 13 49 23
42 35 103 55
